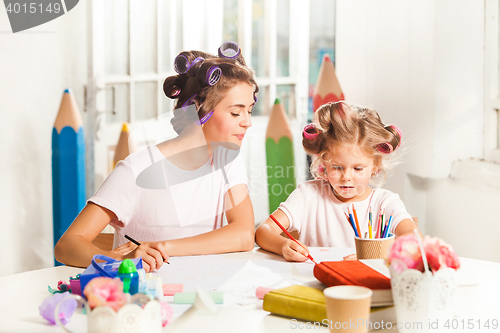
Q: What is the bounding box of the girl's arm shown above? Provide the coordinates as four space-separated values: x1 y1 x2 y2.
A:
54 203 168 272
255 209 310 261
395 218 421 237
162 184 255 256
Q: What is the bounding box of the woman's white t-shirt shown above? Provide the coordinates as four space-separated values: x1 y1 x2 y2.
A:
89 145 248 248
278 179 412 247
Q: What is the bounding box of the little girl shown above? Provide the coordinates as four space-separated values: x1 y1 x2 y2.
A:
255 101 418 262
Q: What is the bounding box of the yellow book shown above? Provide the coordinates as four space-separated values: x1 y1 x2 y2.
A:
263 285 327 323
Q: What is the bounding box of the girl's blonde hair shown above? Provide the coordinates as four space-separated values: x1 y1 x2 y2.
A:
303 101 402 187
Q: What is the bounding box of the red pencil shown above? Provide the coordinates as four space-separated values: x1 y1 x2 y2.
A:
269 215 318 264
352 204 361 238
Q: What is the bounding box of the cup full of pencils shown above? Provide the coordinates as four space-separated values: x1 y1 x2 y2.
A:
354 235 395 260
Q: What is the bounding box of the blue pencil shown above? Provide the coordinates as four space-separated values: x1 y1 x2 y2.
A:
347 207 360 237
52 89 86 266
382 210 394 238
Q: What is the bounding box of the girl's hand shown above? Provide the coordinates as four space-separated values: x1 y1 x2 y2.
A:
113 241 169 272
282 239 310 262
343 253 357 261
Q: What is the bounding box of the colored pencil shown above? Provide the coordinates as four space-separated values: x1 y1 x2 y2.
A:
383 211 395 238
352 204 361 237
265 98 296 213
124 235 170 264
368 206 373 239
347 207 360 238
376 208 383 238
313 53 345 119
381 208 386 238
269 215 318 264
344 212 357 235
52 89 86 266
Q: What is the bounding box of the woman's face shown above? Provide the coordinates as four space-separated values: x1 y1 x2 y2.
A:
202 82 254 147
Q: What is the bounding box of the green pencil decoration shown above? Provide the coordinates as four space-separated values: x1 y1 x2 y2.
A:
265 98 296 214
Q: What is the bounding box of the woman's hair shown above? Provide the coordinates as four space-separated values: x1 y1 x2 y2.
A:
303 101 402 187
163 45 259 134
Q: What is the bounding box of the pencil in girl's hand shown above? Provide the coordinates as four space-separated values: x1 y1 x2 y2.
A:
124 234 170 264
269 215 318 264
352 204 361 237
347 207 360 238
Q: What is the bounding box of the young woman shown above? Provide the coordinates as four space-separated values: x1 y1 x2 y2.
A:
55 42 258 272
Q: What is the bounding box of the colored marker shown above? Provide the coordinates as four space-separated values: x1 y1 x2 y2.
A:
124 235 170 264
347 207 360 238
269 215 318 264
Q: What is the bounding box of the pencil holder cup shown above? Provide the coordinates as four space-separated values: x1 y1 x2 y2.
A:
389 266 457 333
54 295 162 333
354 235 394 260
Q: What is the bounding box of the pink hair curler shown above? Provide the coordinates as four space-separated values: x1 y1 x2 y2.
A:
303 123 320 140
388 124 402 150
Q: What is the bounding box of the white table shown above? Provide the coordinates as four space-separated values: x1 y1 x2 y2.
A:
1 248 499 332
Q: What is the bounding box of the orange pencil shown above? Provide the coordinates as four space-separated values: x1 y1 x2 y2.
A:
352 204 361 237
269 215 318 264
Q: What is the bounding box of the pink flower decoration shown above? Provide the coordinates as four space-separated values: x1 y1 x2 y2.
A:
388 234 460 274
387 234 424 273
83 277 127 312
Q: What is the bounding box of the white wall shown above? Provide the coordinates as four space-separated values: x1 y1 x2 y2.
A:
336 0 498 262
0 5 87 276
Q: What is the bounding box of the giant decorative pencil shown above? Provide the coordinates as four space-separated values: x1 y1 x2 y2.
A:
113 122 135 170
312 54 344 121
52 89 86 265
265 98 296 213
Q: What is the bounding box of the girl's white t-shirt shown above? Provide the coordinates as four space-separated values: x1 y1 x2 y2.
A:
88 145 248 248
278 179 412 247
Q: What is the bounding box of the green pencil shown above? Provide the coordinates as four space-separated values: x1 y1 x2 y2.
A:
265 98 296 213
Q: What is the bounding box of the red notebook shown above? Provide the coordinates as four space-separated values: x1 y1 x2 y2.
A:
314 260 393 306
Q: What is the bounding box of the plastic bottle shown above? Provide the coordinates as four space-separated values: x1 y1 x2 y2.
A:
116 259 139 295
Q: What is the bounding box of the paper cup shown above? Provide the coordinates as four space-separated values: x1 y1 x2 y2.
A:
354 235 395 260
323 286 373 333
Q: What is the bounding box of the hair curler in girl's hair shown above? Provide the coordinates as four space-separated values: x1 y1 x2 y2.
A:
388 124 402 150
174 54 190 74
195 110 214 126
218 41 241 59
253 94 258 103
303 123 320 140
375 125 403 154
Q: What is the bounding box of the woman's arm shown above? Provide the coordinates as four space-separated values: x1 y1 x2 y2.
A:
255 209 309 261
163 184 255 256
54 202 168 272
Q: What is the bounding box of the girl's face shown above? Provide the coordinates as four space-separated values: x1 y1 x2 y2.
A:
202 82 254 147
324 144 377 203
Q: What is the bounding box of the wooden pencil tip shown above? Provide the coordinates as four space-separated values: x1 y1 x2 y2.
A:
323 53 331 62
64 88 71 94
274 98 281 105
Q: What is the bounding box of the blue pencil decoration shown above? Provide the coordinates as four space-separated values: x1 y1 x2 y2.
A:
347 207 360 237
382 210 394 238
52 89 86 266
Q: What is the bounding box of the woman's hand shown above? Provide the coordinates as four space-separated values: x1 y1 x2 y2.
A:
281 240 310 262
113 241 170 273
